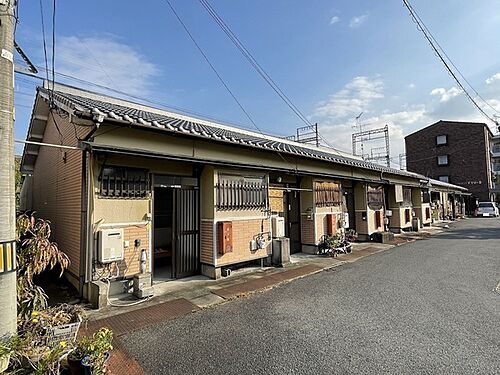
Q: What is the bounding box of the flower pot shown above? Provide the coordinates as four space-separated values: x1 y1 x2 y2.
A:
81 352 110 375
0 354 10 373
67 357 84 375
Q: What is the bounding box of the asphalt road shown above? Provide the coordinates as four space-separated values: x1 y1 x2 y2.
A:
122 218 500 374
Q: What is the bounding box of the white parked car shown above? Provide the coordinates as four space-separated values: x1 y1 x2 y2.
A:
476 202 499 217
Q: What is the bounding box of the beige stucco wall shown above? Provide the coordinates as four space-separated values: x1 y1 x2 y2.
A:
313 178 343 243
412 188 431 226
89 154 196 279
354 183 385 236
207 168 272 267
388 185 413 231
92 125 422 187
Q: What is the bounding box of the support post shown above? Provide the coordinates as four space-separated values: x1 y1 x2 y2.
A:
0 0 18 339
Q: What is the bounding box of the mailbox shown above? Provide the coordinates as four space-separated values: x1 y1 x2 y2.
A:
217 221 233 254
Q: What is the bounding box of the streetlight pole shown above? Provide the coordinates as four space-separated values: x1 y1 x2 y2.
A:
0 0 18 339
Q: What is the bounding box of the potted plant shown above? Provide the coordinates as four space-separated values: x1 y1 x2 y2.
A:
344 229 358 245
318 233 342 256
16 212 70 319
68 328 113 375
17 304 85 350
0 338 14 373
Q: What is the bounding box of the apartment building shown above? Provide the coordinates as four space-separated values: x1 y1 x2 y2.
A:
405 120 494 205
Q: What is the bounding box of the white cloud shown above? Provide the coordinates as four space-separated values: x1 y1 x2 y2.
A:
485 99 500 112
330 16 340 25
349 14 368 28
56 35 160 96
314 76 384 119
430 87 462 102
486 73 500 85
408 83 416 89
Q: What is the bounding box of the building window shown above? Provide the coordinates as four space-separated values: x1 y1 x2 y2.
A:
216 174 268 210
438 175 450 183
99 166 149 198
367 186 384 209
436 135 448 146
422 190 430 204
314 181 341 207
437 155 449 166
403 187 412 206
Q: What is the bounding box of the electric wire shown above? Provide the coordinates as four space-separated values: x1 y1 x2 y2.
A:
161 0 296 170
162 0 263 135
38 0 50 86
51 0 56 93
404 0 498 115
16 66 265 134
197 0 348 156
198 0 311 127
402 0 499 127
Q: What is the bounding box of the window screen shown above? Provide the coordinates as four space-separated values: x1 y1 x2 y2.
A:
438 175 450 183
99 166 149 198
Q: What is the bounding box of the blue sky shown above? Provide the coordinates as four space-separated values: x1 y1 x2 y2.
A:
14 0 500 163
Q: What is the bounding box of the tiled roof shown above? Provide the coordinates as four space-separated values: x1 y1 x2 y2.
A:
428 178 468 192
37 86 425 179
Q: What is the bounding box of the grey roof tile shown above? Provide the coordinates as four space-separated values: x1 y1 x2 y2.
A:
38 87 427 179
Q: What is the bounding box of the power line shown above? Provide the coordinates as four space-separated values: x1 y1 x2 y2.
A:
402 0 499 128
197 0 348 156
198 0 311 127
16 66 266 134
161 0 264 135
404 1 498 116
51 0 56 93
38 0 50 85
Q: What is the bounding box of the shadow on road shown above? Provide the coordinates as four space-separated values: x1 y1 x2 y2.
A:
436 224 500 241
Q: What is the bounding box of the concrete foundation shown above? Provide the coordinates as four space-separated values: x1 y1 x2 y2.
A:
302 244 318 255
201 264 221 280
87 280 109 309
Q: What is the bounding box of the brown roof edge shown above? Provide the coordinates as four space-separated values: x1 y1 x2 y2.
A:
404 119 493 139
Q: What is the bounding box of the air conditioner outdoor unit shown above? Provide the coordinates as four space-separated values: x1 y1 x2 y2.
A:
272 216 285 238
98 228 124 263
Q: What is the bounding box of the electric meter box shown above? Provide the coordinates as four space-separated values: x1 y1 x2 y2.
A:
271 216 285 238
98 228 124 263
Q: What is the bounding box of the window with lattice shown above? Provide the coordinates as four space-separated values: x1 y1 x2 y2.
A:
216 174 268 210
99 166 149 198
403 187 412 206
367 186 384 209
314 181 341 207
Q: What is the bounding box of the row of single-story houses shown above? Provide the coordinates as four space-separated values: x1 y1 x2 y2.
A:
19 83 468 303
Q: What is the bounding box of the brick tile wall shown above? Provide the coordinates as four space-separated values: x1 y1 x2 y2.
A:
405 121 491 200
95 225 150 278
201 220 214 265
216 219 271 266
301 215 315 245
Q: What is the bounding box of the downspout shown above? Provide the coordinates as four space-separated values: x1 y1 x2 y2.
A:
79 117 100 298
78 150 88 297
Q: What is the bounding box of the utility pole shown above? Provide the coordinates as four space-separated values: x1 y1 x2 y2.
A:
0 0 17 339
